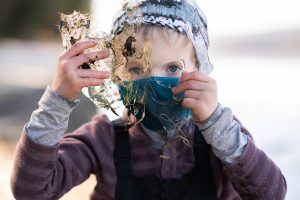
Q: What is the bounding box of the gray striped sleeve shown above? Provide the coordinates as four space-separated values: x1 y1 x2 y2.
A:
195 104 248 164
26 86 79 146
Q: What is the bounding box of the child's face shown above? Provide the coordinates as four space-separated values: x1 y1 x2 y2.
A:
114 26 197 80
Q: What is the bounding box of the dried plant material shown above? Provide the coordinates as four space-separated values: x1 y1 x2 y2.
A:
59 11 91 48
59 11 120 115
160 154 170 159
58 5 192 149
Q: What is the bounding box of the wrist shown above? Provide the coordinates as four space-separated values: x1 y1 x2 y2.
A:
49 84 80 104
47 86 80 110
195 103 222 131
26 86 80 146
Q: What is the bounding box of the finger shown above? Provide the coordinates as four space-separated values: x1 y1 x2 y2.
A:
61 40 98 59
180 70 211 83
184 90 204 100
181 71 189 77
181 98 198 110
172 80 207 94
79 78 105 88
77 69 110 79
67 51 110 69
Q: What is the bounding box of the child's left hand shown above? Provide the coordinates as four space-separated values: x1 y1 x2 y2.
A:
172 71 218 122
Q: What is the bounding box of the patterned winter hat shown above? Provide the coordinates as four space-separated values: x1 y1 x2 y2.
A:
111 0 213 74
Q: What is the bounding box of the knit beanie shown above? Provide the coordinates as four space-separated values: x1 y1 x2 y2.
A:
111 0 213 74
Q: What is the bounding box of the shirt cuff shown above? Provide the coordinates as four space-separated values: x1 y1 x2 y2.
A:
195 106 248 164
195 103 223 131
26 86 80 146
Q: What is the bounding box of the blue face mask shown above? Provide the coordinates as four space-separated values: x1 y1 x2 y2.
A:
118 77 192 131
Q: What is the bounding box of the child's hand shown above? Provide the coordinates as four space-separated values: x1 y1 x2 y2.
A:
172 71 218 122
51 40 110 101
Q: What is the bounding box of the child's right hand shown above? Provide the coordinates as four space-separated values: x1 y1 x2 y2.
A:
51 40 110 101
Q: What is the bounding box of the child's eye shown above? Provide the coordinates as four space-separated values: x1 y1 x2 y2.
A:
167 65 181 73
128 66 143 74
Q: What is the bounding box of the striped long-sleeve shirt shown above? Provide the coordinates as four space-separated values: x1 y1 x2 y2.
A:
10 87 287 199
11 114 287 199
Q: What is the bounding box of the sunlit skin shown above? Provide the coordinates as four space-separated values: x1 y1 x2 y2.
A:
51 26 218 121
115 26 218 121
115 26 197 79
51 40 110 100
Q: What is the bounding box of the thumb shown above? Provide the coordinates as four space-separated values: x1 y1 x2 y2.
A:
180 70 190 81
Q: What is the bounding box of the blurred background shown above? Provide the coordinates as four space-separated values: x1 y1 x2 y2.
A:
0 0 299 199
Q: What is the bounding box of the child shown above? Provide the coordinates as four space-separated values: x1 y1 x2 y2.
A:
11 0 286 199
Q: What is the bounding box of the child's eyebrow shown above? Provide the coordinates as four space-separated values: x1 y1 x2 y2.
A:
161 60 185 68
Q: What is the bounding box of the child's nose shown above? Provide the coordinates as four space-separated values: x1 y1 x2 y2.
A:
150 70 160 77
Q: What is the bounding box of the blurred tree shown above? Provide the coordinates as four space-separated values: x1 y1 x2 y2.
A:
0 0 91 40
